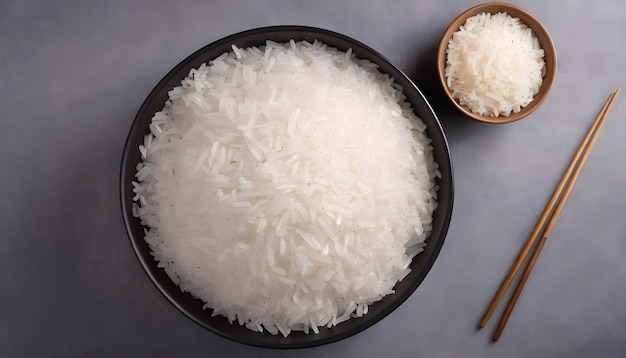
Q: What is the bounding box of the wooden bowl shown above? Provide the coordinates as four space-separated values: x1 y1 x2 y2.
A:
437 2 557 124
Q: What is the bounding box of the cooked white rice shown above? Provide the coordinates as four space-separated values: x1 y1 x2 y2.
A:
445 12 546 117
132 39 439 336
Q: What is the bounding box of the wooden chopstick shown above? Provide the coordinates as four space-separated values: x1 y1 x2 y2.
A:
478 88 621 340
491 88 620 340
478 88 620 328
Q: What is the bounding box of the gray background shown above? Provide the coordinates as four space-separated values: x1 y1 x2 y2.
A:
2 0 625 357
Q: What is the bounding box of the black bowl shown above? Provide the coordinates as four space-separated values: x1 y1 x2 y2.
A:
120 26 454 349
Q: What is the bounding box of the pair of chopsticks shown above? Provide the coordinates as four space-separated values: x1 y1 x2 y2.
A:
479 88 621 341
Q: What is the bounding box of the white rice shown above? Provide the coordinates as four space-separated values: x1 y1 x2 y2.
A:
132 40 439 336
445 12 546 117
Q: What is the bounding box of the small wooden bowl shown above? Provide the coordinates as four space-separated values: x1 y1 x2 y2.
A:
437 2 557 124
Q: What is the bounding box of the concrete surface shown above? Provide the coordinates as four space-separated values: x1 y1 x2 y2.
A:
2 1 625 357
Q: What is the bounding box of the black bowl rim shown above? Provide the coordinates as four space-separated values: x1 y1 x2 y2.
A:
120 25 454 349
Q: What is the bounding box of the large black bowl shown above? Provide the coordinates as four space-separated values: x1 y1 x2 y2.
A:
120 26 454 349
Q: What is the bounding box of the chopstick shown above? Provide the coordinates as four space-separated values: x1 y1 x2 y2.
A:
478 88 621 341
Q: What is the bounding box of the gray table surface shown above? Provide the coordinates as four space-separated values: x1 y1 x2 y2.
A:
2 0 625 357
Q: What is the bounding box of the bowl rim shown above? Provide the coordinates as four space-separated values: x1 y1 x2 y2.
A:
120 25 454 349
436 2 558 124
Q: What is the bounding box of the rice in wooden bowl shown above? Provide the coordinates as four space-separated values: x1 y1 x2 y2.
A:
437 2 557 123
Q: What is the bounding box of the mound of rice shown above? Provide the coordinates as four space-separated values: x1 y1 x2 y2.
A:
132 40 439 336
445 12 546 117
